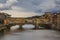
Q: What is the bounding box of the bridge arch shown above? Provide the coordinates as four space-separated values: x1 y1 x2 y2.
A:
22 24 35 29
10 25 20 31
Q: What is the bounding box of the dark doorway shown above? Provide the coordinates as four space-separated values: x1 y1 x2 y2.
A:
0 19 4 24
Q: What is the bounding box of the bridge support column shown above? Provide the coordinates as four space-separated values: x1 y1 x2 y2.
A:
3 27 10 34
3 25 11 34
34 24 39 30
0 29 4 35
0 26 10 35
19 24 23 31
4 28 10 34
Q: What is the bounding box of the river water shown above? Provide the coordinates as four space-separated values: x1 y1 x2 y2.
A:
0 30 60 40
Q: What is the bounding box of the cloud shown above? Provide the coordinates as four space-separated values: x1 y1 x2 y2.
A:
15 0 57 13
0 3 4 8
36 0 56 12
0 0 18 9
0 0 60 17
11 6 25 11
6 0 18 6
1 10 41 17
0 0 7 3
0 0 60 12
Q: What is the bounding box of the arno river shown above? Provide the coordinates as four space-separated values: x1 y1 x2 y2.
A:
0 25 60 40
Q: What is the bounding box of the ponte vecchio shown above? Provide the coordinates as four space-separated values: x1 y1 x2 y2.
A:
0 12 60 34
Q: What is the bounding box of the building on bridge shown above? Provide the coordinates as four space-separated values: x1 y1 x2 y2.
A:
52 12 60 30
0 12 11 34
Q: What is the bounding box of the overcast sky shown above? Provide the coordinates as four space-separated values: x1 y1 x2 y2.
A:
0 0 60 17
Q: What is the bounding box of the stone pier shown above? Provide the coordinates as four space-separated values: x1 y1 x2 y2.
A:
19 24 23 31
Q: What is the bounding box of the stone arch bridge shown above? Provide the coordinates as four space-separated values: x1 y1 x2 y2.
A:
3 17 51 31
4 18 44 30
0 12 53 34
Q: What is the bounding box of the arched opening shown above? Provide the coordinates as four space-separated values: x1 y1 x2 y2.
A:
22 24 35 30
40 24 51 29
10 25 20 31
5 24 20 32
